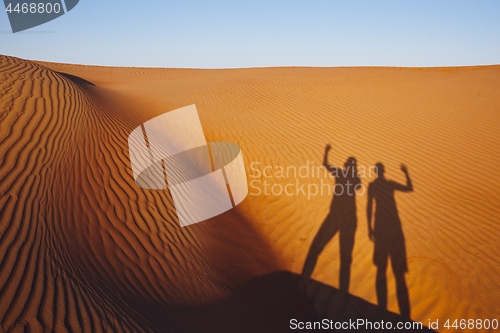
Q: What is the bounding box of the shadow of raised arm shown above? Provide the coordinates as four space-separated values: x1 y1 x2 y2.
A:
323 144 339 173
390 164 413 192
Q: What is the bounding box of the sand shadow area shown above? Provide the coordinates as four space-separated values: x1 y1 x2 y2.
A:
127 271 435 332
56 71 96 86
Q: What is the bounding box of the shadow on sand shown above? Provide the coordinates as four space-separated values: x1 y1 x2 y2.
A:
302 144 414 321
117 271 435 332
56 71 96 86
367 162 413 318
302 145 360 293
170 271 435 332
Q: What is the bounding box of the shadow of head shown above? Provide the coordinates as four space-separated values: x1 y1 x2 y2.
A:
344 156 357 169
374 162 385 178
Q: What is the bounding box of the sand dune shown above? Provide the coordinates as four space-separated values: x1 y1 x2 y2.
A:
1 55 499 332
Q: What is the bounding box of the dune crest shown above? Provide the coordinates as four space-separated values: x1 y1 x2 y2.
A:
1 55 500 331
0 56 280 332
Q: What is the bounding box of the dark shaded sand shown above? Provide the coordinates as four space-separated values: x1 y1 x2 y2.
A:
1 55 499 331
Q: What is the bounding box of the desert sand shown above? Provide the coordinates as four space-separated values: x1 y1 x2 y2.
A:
1 55 499 332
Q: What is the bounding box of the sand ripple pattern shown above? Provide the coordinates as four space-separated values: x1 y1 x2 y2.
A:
1 56 500 331
0 56 279 332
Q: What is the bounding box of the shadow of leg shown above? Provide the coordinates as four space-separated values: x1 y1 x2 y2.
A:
375 260 388 309
394 271 410 318
339 260 351 293
302 246 322 280
339 227 355 293
302 216 338 280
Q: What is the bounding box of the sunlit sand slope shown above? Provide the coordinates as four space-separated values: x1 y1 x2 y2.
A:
0 56 281 332
1 55 500 331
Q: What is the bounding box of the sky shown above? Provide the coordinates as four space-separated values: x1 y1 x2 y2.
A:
1 0 500 68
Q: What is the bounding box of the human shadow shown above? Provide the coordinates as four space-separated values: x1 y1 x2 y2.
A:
367 163 412 318
302 144 361 292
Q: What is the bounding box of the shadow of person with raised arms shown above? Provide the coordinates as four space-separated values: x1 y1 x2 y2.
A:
302 144 361 293
367 163 412 318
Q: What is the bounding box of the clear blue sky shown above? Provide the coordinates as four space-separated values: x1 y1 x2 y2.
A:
1 0 499 68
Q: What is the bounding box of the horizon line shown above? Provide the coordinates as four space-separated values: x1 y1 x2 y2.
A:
3 54 499 71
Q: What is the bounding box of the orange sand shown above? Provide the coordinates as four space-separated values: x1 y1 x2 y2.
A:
1 55 499 332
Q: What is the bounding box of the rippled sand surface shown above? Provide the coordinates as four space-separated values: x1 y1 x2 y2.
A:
1 55 499 332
